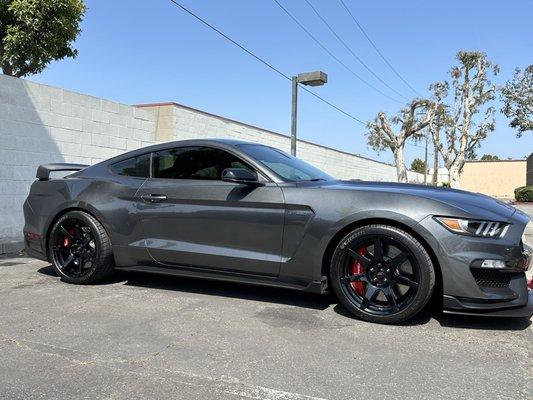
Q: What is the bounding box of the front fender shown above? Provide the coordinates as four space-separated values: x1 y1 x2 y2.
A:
318 209 422 253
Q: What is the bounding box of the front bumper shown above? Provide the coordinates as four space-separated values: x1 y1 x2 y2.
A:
417 215 532 317
441 244 532 317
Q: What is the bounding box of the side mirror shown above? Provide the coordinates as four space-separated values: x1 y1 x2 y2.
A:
221 168 260 185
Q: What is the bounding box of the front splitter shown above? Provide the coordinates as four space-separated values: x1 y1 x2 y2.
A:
443 291 533 318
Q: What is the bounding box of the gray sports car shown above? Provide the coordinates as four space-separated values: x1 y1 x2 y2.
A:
23 139 532 324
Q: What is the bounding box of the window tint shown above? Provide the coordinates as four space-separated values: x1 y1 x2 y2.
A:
237 144 333 181
152 147 255 180
110 153 151 177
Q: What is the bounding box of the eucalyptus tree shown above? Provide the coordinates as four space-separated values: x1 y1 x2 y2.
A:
501 65 532 137
366 99 434 182
429 51 499 188
427 82 448 186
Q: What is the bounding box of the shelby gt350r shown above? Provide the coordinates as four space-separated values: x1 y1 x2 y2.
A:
23 139 532 324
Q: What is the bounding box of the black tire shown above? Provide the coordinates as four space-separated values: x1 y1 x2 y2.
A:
48 210 115 284
330 224 435 324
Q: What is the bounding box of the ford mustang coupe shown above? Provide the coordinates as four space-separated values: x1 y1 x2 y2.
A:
23 139 532 324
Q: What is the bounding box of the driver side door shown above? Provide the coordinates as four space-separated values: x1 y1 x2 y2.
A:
136 146 285 276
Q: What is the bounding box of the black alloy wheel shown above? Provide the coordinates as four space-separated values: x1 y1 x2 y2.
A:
49 210 115 284
331 224 435 324
340 235 419 313
51 218 96 279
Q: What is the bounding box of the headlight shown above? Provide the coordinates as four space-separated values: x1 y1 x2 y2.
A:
434 217 509 238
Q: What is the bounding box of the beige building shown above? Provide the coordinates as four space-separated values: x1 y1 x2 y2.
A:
460 159 527 199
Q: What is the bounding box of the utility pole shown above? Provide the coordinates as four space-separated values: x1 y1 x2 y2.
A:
424 131 428 184
290 77 298 157
432 141 439 186
290 71 328 156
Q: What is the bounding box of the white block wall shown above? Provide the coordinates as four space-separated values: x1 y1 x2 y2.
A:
146 103 424 182
0 76 422 251
0 74 156 248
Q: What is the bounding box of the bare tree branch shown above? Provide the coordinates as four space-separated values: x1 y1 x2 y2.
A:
428 51 498 187
501 65 533 137
367 99 433 182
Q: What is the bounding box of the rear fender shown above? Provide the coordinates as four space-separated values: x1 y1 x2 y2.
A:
42 201 111 252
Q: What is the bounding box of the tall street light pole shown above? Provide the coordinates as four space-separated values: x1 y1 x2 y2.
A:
291 71 328 156
424 130 428 184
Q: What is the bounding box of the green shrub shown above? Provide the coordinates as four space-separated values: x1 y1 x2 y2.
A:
515 185 533 202
441 182 451 188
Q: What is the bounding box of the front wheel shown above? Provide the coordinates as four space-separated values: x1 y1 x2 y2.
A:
330 224 435 324
48 210 115 284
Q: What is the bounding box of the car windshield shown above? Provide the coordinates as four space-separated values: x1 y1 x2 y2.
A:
238 144 333 182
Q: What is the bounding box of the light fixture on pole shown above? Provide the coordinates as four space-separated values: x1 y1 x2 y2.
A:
291 71 328 156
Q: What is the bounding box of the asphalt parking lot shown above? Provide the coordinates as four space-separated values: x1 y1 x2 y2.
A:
0 256 531 400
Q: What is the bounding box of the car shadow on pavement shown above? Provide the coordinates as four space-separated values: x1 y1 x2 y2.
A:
38 266 335 311
38 265 531 330
123 271 337 311
332 303 434 326
434 313 531 331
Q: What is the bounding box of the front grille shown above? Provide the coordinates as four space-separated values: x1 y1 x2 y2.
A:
471 269 512 288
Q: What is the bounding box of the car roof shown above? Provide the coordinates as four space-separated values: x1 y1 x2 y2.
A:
137 138 254 154
82 138 285 183
100 138 259 164
156 138 254 148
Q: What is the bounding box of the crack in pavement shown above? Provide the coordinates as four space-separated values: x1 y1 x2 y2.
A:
1 336 327 400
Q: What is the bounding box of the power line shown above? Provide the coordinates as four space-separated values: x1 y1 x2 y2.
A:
169 0 290 81
338 0 421 96
167 0 365 125
303 0 409 102
271 0 403 104
299 85 364 123
166 1 426 154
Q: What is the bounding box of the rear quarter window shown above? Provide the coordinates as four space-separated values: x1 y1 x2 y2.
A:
110 153 151 177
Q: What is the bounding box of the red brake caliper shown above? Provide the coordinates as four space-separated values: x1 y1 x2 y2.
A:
62 228 76 247
349 246 367 296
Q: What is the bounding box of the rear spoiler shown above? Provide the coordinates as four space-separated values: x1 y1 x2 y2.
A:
36 163 88 181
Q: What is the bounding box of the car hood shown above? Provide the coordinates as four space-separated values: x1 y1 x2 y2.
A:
328 180 517 220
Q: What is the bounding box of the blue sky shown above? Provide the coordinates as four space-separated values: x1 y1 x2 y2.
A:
30 0 532 165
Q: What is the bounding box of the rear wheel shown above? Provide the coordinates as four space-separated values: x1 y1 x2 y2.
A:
330 224 435 324
48 211 114 284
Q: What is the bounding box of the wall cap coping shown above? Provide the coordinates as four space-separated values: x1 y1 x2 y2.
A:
133 102 410 170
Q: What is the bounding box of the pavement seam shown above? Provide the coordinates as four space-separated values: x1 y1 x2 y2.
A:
1 335 328 400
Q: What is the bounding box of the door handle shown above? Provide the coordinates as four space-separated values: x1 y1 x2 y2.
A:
141 194 167 203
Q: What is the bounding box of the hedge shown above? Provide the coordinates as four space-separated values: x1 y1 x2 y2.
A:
515 185 533 202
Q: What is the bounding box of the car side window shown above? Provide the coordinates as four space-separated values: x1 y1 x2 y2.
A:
110 153 151 177
152 146 255 180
